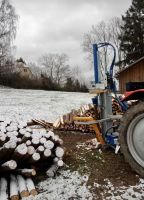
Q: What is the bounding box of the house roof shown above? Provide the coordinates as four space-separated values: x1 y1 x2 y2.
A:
116 56 144 77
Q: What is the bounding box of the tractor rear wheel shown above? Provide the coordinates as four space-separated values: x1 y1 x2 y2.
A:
119 101 144 177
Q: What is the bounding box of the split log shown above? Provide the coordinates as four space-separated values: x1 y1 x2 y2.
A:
26 178 37 196
16 169 36 177
17 175 29 198
0 160 17 172
46 164 59 177
0 177 8 200
10 175 19 200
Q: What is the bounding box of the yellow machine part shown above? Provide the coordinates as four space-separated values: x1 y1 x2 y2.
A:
73 116 105 145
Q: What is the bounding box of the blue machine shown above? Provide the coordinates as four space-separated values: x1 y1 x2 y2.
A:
92 42 119 147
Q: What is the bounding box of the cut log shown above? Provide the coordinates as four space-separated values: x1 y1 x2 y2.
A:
40 137 46 144
46 164 59 177
29 153 40 163
25 127 32 133
26 140 31 146
0 141 17 160
31 138 39 146
0 177 8 200
53 157 59 163
55 147 64 158
19 129 26 136
58 139 63 146
26 178 38 196
9 137 18 144
17 138 22 144
43 149 51 159
0 134 6 146
44 140 54 150
57 160 64 167
21 132 31 143
12 131 19 137
17 175 29 198
0 160 17 171
36 146 44 154
12 144 27 160
27 146 35 156
48 131 55 139
10 175 19 200
16 169 36 177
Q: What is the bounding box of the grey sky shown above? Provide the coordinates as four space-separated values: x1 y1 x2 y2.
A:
11 0 131 71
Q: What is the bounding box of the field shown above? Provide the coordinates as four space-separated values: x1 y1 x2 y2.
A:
0 88 144 200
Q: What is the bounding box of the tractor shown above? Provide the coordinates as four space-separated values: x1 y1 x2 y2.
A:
74 43 144 177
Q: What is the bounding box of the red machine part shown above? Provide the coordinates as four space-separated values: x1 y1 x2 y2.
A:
122 89 144 102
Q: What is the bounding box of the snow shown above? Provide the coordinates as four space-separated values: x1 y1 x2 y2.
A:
0 88 91 122
94 178 144 200
23 170 93 200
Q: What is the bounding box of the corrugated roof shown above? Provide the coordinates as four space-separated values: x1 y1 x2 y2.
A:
116 56 144 77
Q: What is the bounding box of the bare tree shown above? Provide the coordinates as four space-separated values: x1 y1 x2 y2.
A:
109 17 124 69
39 53 71 85
82 17 124 71
0 0 18 80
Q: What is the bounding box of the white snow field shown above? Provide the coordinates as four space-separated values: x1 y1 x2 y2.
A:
0 88 144 200
0 88 92 122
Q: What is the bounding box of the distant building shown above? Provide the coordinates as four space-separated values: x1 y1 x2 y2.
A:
116 57 144 93
16 61 33 79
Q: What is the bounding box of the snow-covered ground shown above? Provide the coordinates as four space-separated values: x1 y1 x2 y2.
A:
0 88 92 122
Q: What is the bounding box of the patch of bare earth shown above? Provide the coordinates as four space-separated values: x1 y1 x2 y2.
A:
56 130 141 199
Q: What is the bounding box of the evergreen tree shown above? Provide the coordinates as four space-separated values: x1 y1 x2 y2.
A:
119 0 144 65
64 77 74 92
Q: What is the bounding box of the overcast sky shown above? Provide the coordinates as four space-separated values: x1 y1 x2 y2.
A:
11 0 131 73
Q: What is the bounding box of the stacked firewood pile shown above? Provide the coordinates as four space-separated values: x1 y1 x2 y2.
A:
53 104 99 133
0 119 64 199
112 98 123 115
52 100 123 133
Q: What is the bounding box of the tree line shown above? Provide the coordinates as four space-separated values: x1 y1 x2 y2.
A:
0 0 143 91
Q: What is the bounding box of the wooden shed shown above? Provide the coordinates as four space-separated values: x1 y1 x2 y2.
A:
117 56 144 94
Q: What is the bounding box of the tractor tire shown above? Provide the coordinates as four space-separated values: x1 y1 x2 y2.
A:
119 101 144 177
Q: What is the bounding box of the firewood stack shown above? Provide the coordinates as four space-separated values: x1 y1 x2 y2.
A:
53 100 124 133
53 104 99 133
0 118 64 199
